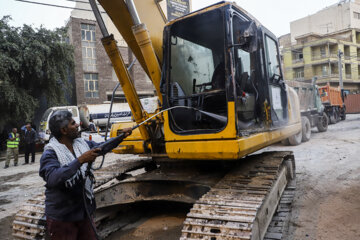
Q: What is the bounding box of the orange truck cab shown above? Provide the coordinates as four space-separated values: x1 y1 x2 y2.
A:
318 83 346 123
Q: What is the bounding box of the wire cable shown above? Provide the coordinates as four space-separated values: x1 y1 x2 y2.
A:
14 0 107 13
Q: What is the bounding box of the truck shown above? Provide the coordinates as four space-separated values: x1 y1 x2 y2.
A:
38 105 81 142
37 103 131 143
318 83 346 123
285 80 328 143
14 1 303 239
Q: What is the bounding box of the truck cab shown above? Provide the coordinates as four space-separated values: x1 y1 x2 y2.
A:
318 83 346 122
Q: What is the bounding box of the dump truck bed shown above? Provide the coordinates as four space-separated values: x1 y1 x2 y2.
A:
286 81 317 112
318 84 343 107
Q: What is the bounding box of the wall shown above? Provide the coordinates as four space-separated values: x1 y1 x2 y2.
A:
69 18 112 105
344 93 360 113
71 2 126 46
290 1 354 42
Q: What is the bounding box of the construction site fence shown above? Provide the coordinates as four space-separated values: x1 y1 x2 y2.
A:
344 94 360 113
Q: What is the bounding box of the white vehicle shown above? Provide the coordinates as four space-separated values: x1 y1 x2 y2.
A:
38 106 80 142
37 98 158 143
80 131 109 143
78 102 132 130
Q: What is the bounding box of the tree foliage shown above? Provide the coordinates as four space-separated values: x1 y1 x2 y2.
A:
0 16 74 131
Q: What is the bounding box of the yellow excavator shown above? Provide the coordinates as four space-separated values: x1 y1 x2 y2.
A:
97 0 301 157
13 1 302 239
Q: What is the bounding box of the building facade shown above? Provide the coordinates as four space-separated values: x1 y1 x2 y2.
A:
290 0 360 42
66 0 192 105
281 0 360 93
68 2 159 105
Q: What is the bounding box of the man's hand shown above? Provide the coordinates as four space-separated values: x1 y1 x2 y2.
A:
121 127 132 137
78 148 100 164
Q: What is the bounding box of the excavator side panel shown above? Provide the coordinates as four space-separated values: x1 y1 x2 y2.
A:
164 102 237 142
164 98 301 160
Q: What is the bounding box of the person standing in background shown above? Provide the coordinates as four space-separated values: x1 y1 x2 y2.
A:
4 128 20 168
88 118 97 132
24 123 37 164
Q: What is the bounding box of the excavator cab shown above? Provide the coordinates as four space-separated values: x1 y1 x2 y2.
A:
162 4 288 137
164 8 227 133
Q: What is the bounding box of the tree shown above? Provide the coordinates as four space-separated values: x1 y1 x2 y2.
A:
0 16 74 132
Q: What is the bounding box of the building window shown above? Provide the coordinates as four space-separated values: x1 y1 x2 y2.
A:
294 68 304 80
81 24 97 72
322 65 328 76
354 12 360 19
345 64 351 79
84 73 99 98
320 46 326 57
292 51 303 61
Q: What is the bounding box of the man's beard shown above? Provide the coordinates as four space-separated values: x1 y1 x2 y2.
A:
69 128 79 139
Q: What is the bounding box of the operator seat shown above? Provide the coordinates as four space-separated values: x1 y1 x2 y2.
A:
202 62 227 117
211 62 225 90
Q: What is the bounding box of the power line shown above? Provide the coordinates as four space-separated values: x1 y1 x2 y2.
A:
63 0 101 5
14 0 106 13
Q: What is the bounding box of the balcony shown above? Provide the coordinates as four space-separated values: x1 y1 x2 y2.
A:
311 53 338 61
293 77 305 81
292 58 304 64
315 74 339 80
346 74 352 79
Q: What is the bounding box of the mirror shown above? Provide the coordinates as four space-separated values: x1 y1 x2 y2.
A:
233 20 258 52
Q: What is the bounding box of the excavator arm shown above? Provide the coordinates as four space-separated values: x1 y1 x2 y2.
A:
98 0 164 104
98 0 166 67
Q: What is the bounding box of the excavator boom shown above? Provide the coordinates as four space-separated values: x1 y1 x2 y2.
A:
98 0 166 70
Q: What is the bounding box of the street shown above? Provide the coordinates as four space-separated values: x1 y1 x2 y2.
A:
272 115 360 240
0 114 359 239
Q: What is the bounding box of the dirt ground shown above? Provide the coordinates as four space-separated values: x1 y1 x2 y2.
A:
271 114 360 240
0 114 359 239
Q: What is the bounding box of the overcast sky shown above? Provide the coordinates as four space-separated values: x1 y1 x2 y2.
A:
1 0 339 37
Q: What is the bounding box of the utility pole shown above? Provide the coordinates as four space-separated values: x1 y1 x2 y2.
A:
338 49 344 101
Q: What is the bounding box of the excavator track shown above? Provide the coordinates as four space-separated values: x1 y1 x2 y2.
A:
12 151 295 240
12 156 152 240
180 151 295 240
264 181 296 240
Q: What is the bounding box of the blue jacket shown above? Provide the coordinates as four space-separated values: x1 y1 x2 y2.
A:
39 140 99 221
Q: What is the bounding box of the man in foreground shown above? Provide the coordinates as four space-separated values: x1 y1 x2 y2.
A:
39 111 131 239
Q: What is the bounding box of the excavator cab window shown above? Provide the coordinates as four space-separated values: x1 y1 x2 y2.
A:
166 9 228 134
264 34 288 125
232 16 259 131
